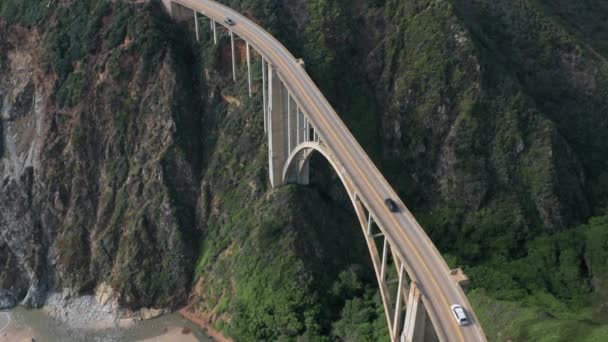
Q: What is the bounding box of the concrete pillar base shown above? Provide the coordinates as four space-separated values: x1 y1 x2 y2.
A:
268 65 288 188
161 0 172 16
167 1 194 22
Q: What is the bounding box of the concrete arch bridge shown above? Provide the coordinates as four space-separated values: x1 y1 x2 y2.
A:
162 1 487 341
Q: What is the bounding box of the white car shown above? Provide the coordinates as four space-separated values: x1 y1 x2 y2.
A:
450 304 470 326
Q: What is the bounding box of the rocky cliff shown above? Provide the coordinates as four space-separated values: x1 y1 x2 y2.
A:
1 0 607 341
0 1 200 310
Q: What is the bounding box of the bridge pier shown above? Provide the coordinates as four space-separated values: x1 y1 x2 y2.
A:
165 1 194 21
262 58 267 133
392 265 406 341
299 110 307 144
230 30 236 82
162 0 172 16
296 106 301 144
267 64 289 188
402 283 430 342
268 65 311 187
282 106 310 185
287 93 298 154
246 42 252 97
287 92 291 153
194 11 200 41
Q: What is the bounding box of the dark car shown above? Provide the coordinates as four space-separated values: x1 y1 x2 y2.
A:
224 17 235 26
385 198 399 212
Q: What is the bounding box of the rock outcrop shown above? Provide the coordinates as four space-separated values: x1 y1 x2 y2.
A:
0 3 201 309
0 289 16 310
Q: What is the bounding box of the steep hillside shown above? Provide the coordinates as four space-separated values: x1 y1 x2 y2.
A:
0 1 202 309
1 0 607 341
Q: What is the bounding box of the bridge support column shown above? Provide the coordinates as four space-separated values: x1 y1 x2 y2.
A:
246 42 252 97
162 0 173 16
262 58 267 133
287 94 298 154
299 111 306 143
392 265 406 341
296 106 301 144
267 64 288 188
166 1 193 21
380 237 388 281
287 92 292 153
230 30 236 82
212 20 217 44
283 105 309 186
194 11 200 41
402 283 428 342
304 119 309 142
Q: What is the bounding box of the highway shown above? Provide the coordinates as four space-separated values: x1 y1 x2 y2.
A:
172 1 487 340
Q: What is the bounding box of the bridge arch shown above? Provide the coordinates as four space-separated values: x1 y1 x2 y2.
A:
282 141 354 196
282 141 441 342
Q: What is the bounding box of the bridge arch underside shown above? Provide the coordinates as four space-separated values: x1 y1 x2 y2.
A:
283 143 439 342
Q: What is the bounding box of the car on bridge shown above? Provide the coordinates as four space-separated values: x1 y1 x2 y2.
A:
450 304 470 326
385 198 399 212
224 17 235 26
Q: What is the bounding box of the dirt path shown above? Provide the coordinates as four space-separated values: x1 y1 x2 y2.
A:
136 326 199 342
178 306 232 342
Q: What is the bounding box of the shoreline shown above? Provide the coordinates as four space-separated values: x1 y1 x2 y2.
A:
178 306 232 342
0 312 34 342
0 313 9 333
2 306 211 342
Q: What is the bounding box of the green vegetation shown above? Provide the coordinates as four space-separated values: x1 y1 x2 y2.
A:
0 0 49 26
57 72 86 108
467 216 608 302
331 270 389 341
470 289 608 342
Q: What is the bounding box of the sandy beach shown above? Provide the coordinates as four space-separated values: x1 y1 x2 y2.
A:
0 324 35 342
0 324 201 342
136 326 200 342
0 309 213 342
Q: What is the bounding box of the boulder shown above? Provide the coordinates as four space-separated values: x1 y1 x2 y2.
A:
0 289 17 310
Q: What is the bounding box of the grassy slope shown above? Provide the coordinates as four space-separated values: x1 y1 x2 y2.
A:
468 216 608 341
471 289 608 342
